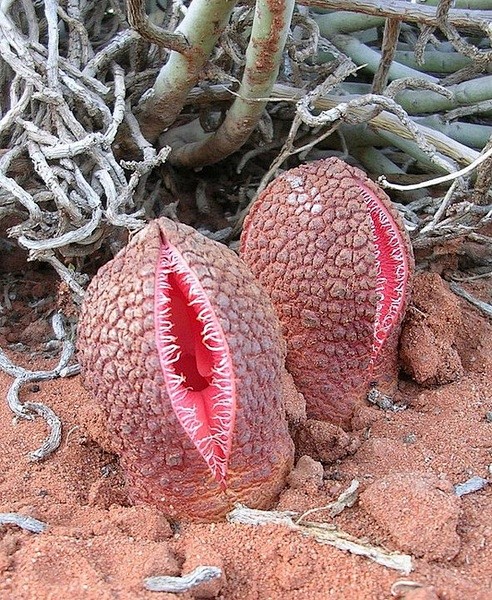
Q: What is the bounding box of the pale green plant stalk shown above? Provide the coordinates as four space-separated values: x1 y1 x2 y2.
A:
351 146 429 202
397 75 492 114
139 0 239 141
169 0 296 167
373 127 467 173
314 11 384 35
323 34 438 82
299 77 492 116
415 116 492 149
353 146 408 177
395 51 473 73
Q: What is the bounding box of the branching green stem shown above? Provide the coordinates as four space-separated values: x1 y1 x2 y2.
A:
138 0 238 141
328 34 437 82
169 0 296 167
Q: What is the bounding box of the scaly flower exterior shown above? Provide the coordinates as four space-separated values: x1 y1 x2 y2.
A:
77 217 294 521
240 157 414 427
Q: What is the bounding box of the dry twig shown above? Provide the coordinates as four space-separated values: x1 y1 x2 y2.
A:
144 566 223 593
228 503 413 574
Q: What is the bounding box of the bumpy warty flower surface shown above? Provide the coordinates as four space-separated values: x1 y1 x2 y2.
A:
77 217 294 521
240 157 414 427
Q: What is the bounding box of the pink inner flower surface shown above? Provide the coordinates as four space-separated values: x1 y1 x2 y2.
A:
357 179 411 364
154 238 236 486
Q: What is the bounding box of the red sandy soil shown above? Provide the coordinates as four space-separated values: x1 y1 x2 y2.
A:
0 268 491 600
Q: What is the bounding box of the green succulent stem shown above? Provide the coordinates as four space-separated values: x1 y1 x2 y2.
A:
315 11 384 34
139 0 238 141
169 0 296 167
394 50 473 73
397 75 492 114
320 34 437 82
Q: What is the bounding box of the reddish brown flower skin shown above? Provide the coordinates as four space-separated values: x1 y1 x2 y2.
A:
77 217 294 521
240 157 414 428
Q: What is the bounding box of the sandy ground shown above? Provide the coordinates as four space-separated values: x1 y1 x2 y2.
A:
0 268 491 600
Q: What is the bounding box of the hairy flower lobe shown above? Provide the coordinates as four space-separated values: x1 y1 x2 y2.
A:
357 179 410 363
154 237 235 486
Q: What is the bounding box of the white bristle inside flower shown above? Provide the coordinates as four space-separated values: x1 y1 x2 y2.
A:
359 182 409 363
154 240 236 486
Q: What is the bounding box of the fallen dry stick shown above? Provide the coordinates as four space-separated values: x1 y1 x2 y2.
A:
144 565 223 593
0 313 78 461
0 513 47 534
228 503 413 575
449 281 492 319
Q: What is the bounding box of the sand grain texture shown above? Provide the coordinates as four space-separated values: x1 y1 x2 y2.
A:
0 269 491 599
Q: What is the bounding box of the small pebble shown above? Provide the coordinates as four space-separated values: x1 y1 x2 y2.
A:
288 455 324 490
454 476 489 497
391 580 439 599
